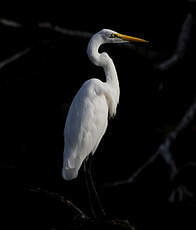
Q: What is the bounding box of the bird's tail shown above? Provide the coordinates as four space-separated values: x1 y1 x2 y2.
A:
62 166 78 181
62 149 87 181
62 155 84 181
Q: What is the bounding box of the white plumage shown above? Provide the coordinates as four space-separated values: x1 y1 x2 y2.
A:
62 79 109 180
62 29 147 180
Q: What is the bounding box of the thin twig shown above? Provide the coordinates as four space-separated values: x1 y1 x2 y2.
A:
0 18 22 28
0 48 31 70
27 187 88 219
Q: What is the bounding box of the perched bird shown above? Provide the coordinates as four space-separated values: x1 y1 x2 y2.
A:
62 29 147 217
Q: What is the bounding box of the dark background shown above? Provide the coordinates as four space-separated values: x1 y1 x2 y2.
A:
0 1 196 229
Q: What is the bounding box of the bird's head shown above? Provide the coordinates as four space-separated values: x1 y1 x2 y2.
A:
98 29 148 44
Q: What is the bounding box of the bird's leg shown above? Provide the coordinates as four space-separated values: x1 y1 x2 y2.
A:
83 159 96 219
84 154 106 219
87 154 106 218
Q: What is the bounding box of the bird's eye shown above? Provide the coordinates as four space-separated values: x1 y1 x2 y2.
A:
110 33 117 38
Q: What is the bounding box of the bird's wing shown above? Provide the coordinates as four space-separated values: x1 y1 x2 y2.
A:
62 79 108 180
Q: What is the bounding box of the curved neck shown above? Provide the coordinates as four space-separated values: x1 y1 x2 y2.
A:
87 34 120 95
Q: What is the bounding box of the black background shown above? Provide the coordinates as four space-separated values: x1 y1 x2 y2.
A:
0 1 196 229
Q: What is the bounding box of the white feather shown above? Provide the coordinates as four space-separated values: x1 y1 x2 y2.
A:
62 79 109 180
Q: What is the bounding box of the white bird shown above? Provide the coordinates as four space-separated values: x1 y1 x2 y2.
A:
62 29 147 217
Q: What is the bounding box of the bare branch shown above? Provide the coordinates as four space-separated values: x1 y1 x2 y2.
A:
0 48 31 70
155 13 195 71
0 18 22 28
0 18 158 63
104 97 196 188
27 187 88 220
38 22 93 39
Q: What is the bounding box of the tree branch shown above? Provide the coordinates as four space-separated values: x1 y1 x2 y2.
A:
103 97 196 188
155 13 195 71
0 18 22 28
27 187 88 220
0 48 31 70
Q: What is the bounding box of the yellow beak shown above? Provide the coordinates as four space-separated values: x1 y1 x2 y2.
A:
115 33 148 43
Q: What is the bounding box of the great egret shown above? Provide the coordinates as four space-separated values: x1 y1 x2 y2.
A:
62 29 147 217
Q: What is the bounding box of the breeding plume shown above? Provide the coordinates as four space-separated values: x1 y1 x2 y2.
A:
62 29 147 217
